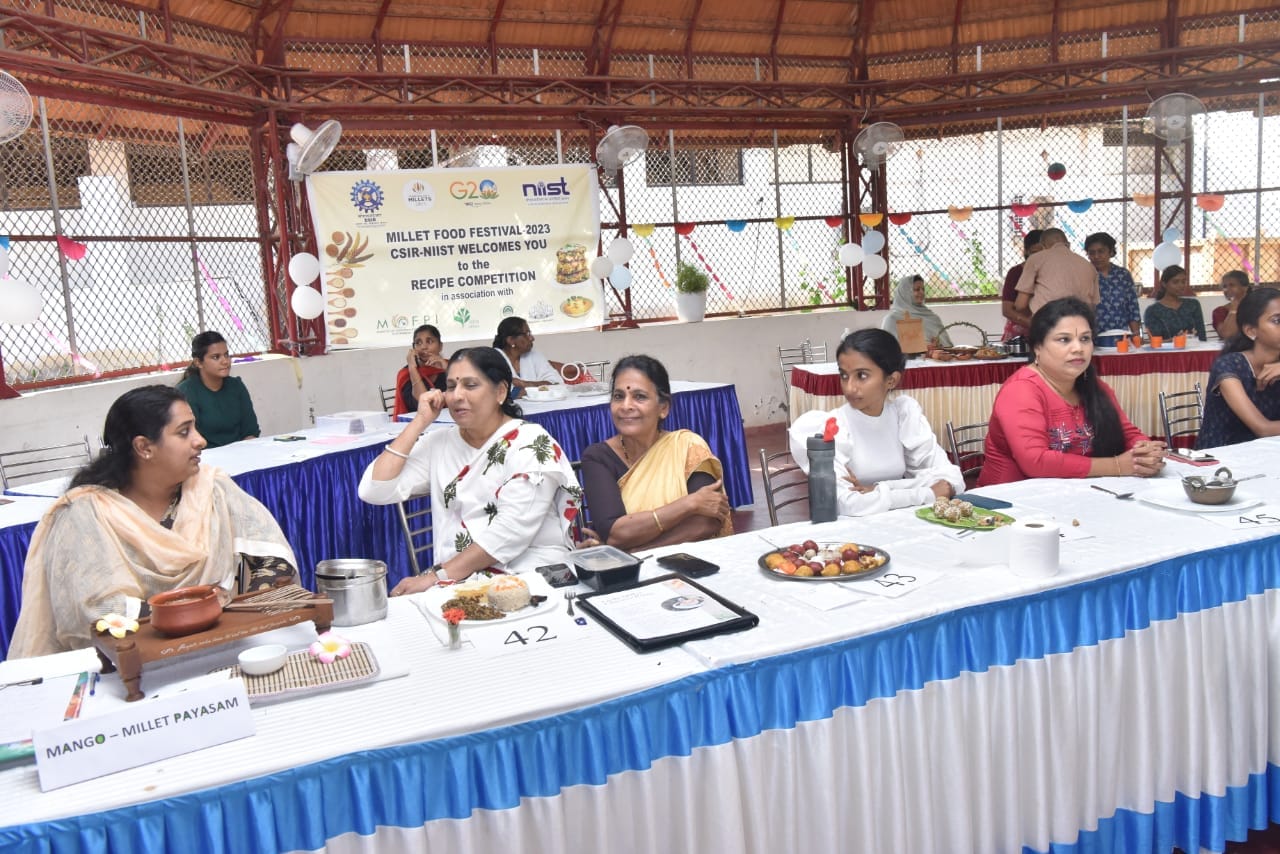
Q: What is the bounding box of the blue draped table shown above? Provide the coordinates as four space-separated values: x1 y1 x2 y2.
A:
0 383 749 657
0 497 52 659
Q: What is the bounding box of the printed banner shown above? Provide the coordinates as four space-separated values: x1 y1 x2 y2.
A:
306 165 603 348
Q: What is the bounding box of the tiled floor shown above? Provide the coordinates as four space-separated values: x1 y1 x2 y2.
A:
733 421 1280 854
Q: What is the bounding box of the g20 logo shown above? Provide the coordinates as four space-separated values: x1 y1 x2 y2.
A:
449 179 499 201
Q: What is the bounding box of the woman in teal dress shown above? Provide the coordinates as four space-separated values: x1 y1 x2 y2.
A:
1143 265 1206 341
176 331 260 448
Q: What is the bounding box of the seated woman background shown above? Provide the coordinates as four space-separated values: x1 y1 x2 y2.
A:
978 298 1165 486
579 355 731 551
789 329 963 516
359 347 580 596
9 386 296 657
494 316 561 391
1212 270 1251 341
881 274 953 349
1143 265 1206 341
1197 286 1280 449
176 330 260 448
393 323 448 416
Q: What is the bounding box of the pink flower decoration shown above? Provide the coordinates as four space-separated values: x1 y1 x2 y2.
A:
57 235 87 261
309 632 351 663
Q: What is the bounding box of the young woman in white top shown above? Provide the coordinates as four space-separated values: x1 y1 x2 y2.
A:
788 328 963 516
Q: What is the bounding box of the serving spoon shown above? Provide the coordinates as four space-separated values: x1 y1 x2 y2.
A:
1091 484 1134 500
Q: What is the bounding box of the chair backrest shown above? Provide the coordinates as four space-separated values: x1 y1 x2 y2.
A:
759 448 809 526
568 459 592 541
778 339 826 422
0 435 93 490
395 494 433 576
379 385 396 415
804 341 828 363
1159 382 1204 446
945 420 988 488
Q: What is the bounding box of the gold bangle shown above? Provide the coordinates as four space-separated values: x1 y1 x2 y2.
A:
652 510 664 532
1114 455 1122 476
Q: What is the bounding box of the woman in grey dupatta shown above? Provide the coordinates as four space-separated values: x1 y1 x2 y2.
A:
881 274 953 349
10 385 296 657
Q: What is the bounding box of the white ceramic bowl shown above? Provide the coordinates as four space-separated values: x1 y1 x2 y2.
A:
238 644 288 676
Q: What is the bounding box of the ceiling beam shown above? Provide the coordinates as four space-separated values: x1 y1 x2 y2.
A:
850 0 877 82
1049 0 1061 63
770 0 787 82
686 0 705 80
949 0 964 75
370 0 393 70
259 0 296 68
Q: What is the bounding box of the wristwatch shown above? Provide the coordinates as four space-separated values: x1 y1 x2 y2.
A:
428 564 447 581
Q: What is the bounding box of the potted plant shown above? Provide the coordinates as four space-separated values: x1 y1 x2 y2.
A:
674 261 709 323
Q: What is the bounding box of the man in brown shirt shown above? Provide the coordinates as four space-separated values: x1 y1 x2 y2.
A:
1012 227 1099 327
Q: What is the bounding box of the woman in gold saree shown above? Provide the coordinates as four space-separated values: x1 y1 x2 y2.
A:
579 355 732 551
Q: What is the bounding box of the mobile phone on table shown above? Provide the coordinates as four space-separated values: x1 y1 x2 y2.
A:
956 493 1013 510
536 563 578 588
273 435 307 442
656 553 720 578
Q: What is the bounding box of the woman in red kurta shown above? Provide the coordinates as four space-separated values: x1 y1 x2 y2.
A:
978 298 1166 486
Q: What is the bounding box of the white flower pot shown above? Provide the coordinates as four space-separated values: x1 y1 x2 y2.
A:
675 291 706 323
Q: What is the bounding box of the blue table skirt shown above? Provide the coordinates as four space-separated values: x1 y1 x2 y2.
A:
0 385 751 657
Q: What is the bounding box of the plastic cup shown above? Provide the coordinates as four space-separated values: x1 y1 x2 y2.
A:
1173 333 1187 349
1150 335 1164 348
1130 335 1143 350
1116 337 1130 353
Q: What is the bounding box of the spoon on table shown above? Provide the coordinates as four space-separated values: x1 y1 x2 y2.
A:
1091 484 1134 500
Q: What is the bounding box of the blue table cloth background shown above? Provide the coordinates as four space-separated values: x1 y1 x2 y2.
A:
0 384 750 658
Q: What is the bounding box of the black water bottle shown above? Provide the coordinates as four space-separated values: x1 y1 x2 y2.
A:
806 435 837 523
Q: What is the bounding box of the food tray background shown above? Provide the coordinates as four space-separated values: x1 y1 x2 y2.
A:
915 506 1016 529
756 541 891 583
214 642 379 704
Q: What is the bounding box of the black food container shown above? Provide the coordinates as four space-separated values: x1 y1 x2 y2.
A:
570 545 642 591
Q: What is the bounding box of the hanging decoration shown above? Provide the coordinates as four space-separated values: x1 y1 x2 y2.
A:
1010 202 1039 218
40 322 100 377
630 224 670 288
773 217 795 231
288 252 321 287
674 222 696 236
838 243 865 267
291 286 325 320
589 256 614 279
1195 193 1226 212
1202 211 1256 278
678 229 736 301
861 254 888 279
725 220 747 232
861 230 886 254
56 235 87 261
824 216 844 228
947 206 973 222
897 226 958 293
888 212 913 226
607 237 634 264
1066 198 1094 214
1132 193 1155 208
948 219 970 243
608 266 633 291
1008 213 1027 239
196 254 246 331
1047 162 1067 181
858 213 884 228
1162 227 1183 243
0 277 42 325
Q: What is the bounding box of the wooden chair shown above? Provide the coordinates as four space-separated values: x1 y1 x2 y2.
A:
0 435 93 490
1159 382 1204 448
945 420 988 488
777 339 829 423
379 385 397 415
759 449 809 526
395 494 432 576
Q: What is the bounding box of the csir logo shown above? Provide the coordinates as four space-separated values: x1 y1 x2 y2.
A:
350 180 385 213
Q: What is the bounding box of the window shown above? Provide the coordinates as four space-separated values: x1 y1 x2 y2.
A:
0 136 87 210
646 148 744 186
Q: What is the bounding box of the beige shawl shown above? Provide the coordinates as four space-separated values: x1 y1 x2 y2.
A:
9 465 296 657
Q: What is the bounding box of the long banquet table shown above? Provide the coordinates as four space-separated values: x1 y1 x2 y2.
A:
0 381 749 659
4 436 1280 853
789 342 1220 443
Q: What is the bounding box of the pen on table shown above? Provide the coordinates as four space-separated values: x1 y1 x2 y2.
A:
0 676 43 690
89 672 98 696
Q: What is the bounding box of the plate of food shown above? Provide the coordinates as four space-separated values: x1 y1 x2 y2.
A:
560 295 594 318
916 498 1015 529
758 539 890 582
523 384 568 402
417 573 558 625
570 381 609 397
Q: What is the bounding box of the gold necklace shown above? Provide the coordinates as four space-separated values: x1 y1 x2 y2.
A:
619 436 632 465
1034 364 1076 400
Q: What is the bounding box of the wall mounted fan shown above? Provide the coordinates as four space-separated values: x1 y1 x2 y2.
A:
1146 93 1205 146
854 122 904 168
596 125 648 173
286 120 343 180
0 71 33 144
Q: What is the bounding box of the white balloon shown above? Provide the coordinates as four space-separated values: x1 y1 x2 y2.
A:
838 243 865 267
0 246 9 279
288 252 321 287
607 238 634 264
861 230 886 253
0 278 42 325
1162 227 1183 243
608 266 633 290
862 254 888 279
291 285 324 320
589 256 614 279
1152 241 1182 271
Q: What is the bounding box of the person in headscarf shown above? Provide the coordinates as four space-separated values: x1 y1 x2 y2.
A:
881 274 952 349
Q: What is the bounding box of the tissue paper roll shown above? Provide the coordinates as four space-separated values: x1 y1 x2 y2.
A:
1008 520 1060 578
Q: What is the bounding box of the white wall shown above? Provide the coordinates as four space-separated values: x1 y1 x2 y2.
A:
0 295 1222 452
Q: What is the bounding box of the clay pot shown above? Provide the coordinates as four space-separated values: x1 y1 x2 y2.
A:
147 585 225 636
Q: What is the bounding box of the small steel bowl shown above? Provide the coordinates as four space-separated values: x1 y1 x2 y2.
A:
1182 467 1237 505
